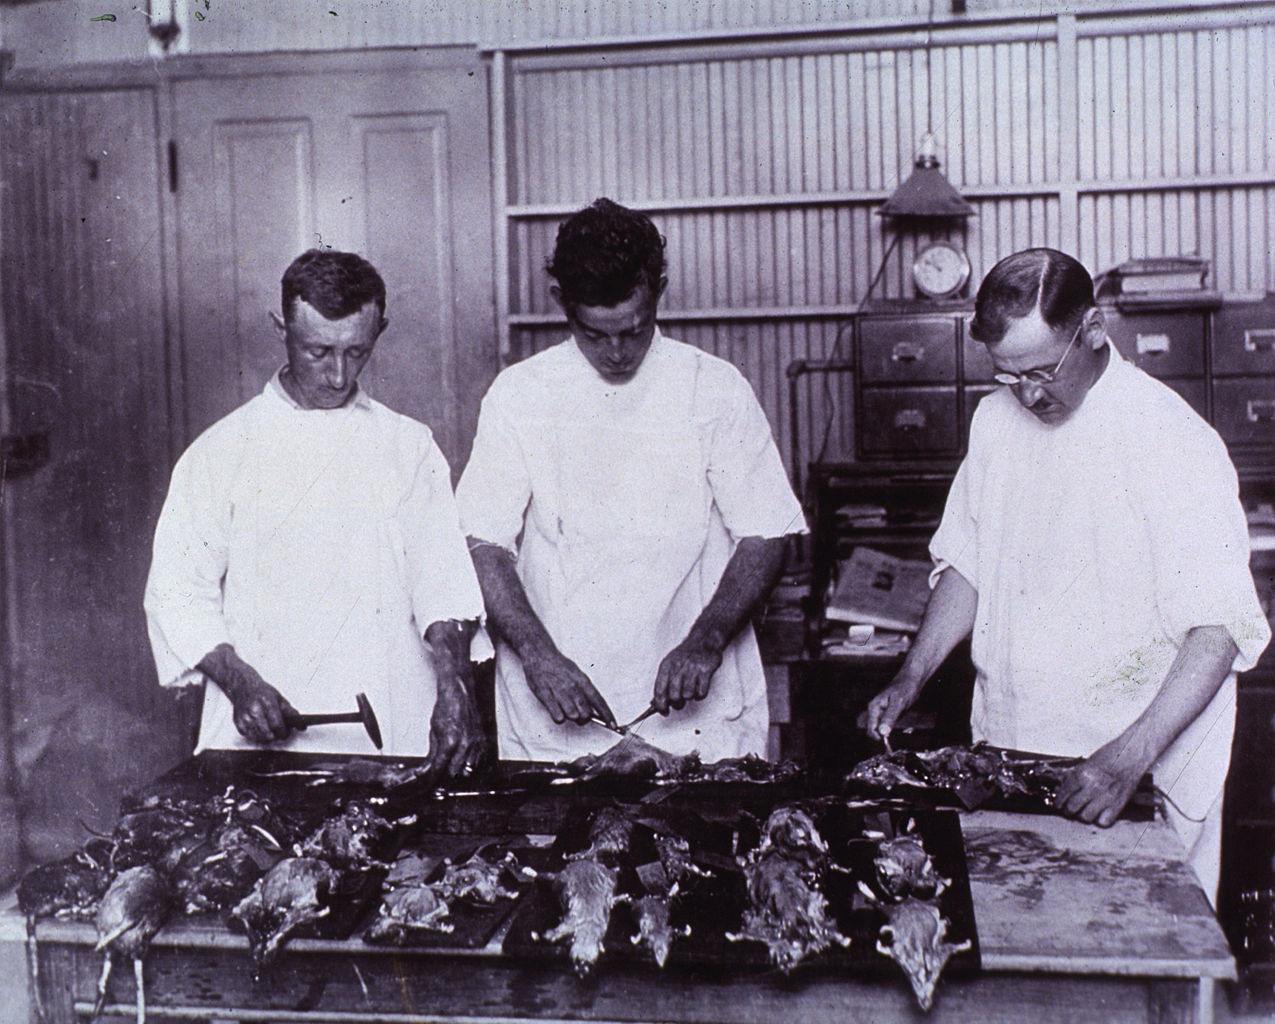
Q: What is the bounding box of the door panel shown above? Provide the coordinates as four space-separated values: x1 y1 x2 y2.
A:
212 119 316 402
172 54 494 472
357 113 455 444
0 89 182 861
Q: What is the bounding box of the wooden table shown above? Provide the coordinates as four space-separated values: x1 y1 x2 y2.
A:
10 809 1232 1024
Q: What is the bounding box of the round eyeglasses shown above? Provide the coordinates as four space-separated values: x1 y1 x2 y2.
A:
991 318 1084 388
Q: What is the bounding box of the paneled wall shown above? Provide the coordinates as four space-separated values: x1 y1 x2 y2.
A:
498 7 1275 472
0 90 188 864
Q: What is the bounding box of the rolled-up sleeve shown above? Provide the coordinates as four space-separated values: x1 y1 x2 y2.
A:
455 383 532 553
402 433 489 634
1136 420 1270 672
143 444 234 687
929 401 992 592
929 457 980 592
706 368 806 541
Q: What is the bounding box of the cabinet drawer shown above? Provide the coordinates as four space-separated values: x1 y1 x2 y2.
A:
859 387 960 457
963 385 998 433
1102 309 1205 378
1162 378 1208 419
1215 297 1275 376
859 316 958 384
962 333 996 383
1213 379 1275 446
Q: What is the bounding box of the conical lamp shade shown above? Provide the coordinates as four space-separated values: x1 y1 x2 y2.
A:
877 154 974 219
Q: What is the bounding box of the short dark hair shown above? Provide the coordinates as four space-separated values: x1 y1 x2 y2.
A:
546 197 667 308
281 249 386 324
968 248 1094 344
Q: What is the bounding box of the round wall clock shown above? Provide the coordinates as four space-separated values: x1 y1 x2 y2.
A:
912 241 971 299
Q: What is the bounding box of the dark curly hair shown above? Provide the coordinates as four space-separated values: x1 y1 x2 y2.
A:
281 249 387 324
968 248 1094 344
546 198 667 308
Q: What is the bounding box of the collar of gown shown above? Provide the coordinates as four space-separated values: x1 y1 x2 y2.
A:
266 367 373 412
1073 335 1122 415
566 327 667 388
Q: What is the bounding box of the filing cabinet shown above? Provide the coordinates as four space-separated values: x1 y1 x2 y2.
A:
1213 295 1275 454
1102 306 1207 378
852 299 1266 461
854 304 972 461
858 388 960 456
1102 305 1210 419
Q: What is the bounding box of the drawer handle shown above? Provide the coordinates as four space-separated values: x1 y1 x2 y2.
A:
1245 328 1275 353
1135 333 1171 356
1247 400 1275 423
894 409 927 431
891 342 925 364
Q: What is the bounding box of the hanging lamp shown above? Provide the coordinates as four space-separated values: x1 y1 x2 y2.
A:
877 0 974 222
877 132 974 220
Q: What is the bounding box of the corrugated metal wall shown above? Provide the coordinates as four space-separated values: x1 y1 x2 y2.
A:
500 9 1275 472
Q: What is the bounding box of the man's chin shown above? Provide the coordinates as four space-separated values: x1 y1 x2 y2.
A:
1029 404 1070 425
598 368 637 384
307 391 354 409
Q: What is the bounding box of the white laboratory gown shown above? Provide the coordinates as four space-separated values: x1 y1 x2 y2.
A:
144 373 486 756
931 342 1269 896
456 332 806 762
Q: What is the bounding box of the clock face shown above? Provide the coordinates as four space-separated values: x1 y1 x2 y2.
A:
913 242 971 299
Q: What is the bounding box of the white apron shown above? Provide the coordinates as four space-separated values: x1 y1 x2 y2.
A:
494 343 767 762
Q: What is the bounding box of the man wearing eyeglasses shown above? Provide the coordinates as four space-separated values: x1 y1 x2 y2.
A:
864 247 1268 902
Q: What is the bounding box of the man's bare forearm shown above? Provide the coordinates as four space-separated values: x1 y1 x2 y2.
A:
894 567 978 688
467 537 613 723
684 535 788 653
1107 625 1237 774
424 619 478 694
467 540 559 661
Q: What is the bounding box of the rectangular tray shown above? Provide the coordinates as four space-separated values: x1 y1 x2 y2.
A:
502 797 979 979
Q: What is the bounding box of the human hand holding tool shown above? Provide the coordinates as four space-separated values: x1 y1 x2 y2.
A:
617 702 660 735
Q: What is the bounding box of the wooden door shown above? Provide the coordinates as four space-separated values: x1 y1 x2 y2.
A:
0 88 182 863
170 50 495 473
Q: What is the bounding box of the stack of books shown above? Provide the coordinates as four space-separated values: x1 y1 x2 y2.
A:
835 502 888 530
1110 256 1209 294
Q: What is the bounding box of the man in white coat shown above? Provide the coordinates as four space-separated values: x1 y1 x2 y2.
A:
865 247 1269 900
145 249 487 776
457 198 805 763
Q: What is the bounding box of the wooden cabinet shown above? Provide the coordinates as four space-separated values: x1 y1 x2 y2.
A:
852 301 972 461
850 299 1221 461
1213 296 1275 456
1222 540 1275 986
1102 307 1207 378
